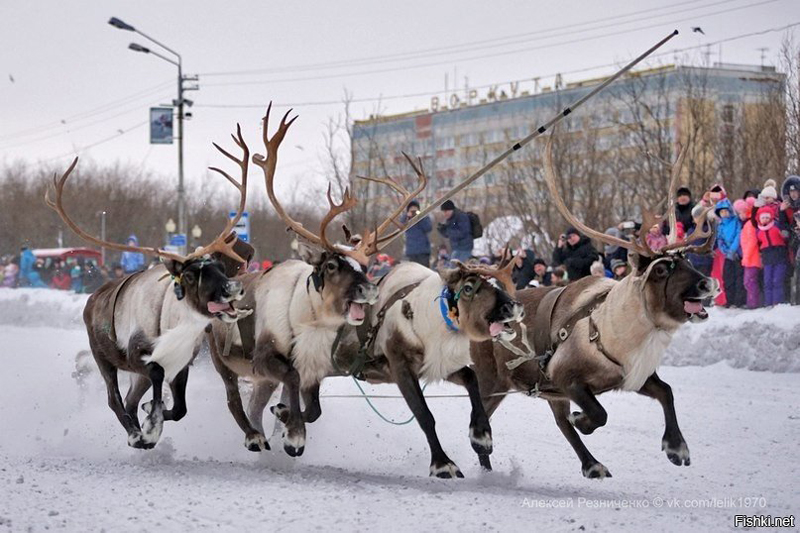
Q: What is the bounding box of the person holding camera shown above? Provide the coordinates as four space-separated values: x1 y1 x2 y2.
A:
551 227 599 282
400 200 433 267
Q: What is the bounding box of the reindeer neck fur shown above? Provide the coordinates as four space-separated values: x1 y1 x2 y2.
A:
592 274 679 391
254 260 345 388
113 266 210 382
376 263 471 383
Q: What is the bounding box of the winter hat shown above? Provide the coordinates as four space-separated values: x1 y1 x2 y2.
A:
763 178 777 189
610 258 627 271
761 186 778 200
732 199 748 214
756 206 774 223
676 186 691 198
441 200 455 211
408 200 420 209
743 189 760 200
565 227 580 237
533 258 547 267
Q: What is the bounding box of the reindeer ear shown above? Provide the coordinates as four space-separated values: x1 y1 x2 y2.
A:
439 263 466 288
297 241 325 266
164 259 185 277
628 251 651 275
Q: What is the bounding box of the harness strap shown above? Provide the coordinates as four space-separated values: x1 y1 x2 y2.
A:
588 315 623 367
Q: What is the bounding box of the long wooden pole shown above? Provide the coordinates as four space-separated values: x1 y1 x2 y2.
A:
382 30 680 248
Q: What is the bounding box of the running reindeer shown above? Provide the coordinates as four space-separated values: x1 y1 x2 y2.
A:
45 125 252 449
471 136 719 478
206 105 429 456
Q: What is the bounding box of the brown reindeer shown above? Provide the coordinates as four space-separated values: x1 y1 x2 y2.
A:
471 136 720 478
206 106 429 456
45 126 252 449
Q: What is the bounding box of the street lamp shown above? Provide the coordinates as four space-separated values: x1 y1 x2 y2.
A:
109 16 197 254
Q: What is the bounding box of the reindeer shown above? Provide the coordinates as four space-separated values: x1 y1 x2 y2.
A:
45 125 252 449
470 136 720 478
206 105 435 456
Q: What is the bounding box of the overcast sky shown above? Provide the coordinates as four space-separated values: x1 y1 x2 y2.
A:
1 0 798 204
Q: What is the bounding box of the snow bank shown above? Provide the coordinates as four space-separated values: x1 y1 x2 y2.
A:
0 288 89 330
664 305 800 373
3 287 797 373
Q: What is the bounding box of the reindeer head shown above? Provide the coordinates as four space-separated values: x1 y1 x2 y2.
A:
542 134 719 328
440 257 524 342
252 103 430 326
46 125 254 324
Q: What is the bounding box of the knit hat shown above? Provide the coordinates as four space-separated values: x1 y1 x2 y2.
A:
676 186 691 198
441 200 455 211
732 199 748 213
764 178 777 189
408 200 420 209
565 227 580 237
610 258 627 271
761 186 778 200
756 206 773 222
533 258 547 267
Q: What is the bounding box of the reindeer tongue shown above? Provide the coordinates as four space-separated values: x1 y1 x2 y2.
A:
208 301 233 314
489 322 505 337
348 302 366 321
684 300 704 314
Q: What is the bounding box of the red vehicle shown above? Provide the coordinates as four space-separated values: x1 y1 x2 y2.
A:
33 247 103 267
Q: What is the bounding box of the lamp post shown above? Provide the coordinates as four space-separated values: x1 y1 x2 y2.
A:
109 17 198 254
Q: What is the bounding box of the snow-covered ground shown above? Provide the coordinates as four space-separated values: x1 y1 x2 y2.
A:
1 288 798 531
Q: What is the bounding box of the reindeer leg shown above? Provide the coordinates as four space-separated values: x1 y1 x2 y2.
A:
566 383 608 435
392 361 463 479
638 372 690 467
163 367 189 422
301 383 322 423
549 399 611 479
95 356 146 447
207 334 269 452
448 367 492 458
247 380 278 437
476 390 508 472
124 374 150 429
252 342 305 457
139 363 165 449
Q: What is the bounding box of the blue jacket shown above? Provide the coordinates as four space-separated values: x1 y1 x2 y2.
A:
120 234 145 273
437 210 473 253
715 199 741 258
400 211 432 256
19 249 36 279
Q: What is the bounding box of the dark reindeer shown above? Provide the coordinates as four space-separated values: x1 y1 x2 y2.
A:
45 126 252 449
471 137 720 478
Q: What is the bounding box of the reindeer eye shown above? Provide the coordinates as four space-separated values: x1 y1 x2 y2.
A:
462 283 474 296
326 261 338 272
182 271 196 284
652 263 670 279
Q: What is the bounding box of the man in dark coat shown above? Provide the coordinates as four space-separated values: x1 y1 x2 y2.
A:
437 200 473 263
674 186 696 236
551 227 599 281
400 200 432 267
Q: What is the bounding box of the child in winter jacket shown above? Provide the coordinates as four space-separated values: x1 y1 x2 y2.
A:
736 198 762 308
756 206 789 306
716 199 744 307
645 222 667 253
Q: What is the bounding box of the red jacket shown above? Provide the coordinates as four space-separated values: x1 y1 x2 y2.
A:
740 219 761 268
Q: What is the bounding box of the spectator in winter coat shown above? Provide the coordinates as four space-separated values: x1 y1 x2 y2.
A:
602 227 628 270
736 198 762 309
49 260 72 291
530 259 552 287
645 221 667 253
120 235 145 274
756 206 788 306
437 200 473 263
400 200 432 267
551 266 567 287
2 261 18 288
551 227 599 281
753 180 782 226
18 246 36 287
781 176 800 302
507 248 538 290
793 212 800 305
716 199 744 307
673 187 697 237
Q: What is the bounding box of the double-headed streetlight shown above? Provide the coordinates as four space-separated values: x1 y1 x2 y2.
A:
109 16 198 253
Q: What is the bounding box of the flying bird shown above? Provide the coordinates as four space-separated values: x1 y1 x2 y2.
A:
692 27 705 35
8 74 14 83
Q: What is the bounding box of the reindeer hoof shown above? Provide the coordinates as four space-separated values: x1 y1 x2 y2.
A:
582 462 612 479
478 454 493 472
662 440 691 466
469 427 493 456
282 430 306 457
568 411 596 435
430 462 464 479
127 431 147 449
244 432 270 452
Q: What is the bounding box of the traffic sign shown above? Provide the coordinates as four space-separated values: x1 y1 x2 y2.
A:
169 233 187 247
230 211 249 242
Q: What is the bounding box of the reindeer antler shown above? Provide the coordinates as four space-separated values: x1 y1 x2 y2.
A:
45 124 251 264
647 143 687 246
543 133 655 258
456 246 518 296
